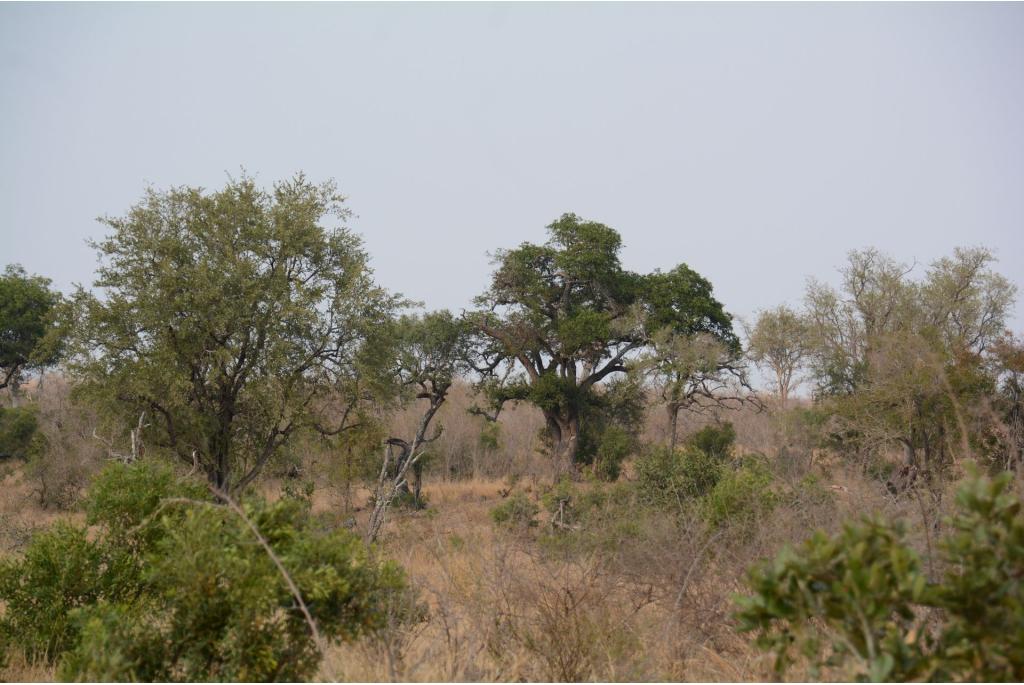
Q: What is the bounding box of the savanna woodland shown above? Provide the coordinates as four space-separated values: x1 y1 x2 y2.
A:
1 175 1022 682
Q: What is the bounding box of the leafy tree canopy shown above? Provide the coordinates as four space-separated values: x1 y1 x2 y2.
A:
0 264 62 392
67 175 399 492
470 213 737 473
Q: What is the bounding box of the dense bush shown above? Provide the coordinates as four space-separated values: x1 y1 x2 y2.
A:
635 423 740 507
634 444 723 506
0 460 412 681
735 467 1024 682
701 458 778 528
490 492 540 530
593 424 632 482
0 523 110 660
0 406 39 461
685 422 736 461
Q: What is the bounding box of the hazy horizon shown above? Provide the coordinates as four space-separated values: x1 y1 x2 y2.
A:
3 2 1022 330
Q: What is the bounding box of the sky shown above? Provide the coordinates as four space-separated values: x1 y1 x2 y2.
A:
2 2 1023 333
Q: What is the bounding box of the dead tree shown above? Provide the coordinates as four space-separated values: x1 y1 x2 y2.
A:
93 412 147 464
365 396 445 543
365 310 469 543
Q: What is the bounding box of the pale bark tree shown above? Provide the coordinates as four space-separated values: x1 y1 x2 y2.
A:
746 305 810 406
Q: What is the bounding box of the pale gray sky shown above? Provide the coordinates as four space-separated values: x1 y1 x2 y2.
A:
2 2 1022 330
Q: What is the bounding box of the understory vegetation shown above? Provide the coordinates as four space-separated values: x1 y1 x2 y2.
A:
1 175 1022 681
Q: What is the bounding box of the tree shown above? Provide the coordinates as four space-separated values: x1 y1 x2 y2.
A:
803 248 918 397
470 213 737 476
0 264 62 397
802 247 1015 478
746 305 809 406
366 310 471 541
638 328 754 451
68 175 396 493
991 332 1024 472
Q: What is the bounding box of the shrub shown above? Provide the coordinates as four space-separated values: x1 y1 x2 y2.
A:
62 497 411 681
593 424 631 481
701 459 777 528
0 460 412 681
685 422 736 461
634 445 723 507
735 467 1024 682
0 461 198 661
0 406 39 461
0 523 109 660
490 492 540 530
537 482 647 557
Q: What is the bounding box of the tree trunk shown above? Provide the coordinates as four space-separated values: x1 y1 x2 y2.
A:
546 411 580 479
209 429 233 492
668 404 681 452
901 439 917 467
412 460 423 507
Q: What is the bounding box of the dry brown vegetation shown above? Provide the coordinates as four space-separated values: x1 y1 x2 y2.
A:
0 379 969 682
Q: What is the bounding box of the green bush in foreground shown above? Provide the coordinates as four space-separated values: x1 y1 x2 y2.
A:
735 467 1024 682
0 461 412 681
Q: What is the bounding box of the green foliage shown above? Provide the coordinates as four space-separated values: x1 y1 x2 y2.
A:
0 406 40 460
0 461 199 661
0 461 411 681
934 471 1024 679
701 459 778 528
736 468 1024 682
593 425 632 481
0 264 62 391
576 376 646 481
67 175 398 492
471 213 736 469
490 492 540 530
62 498 411 681
685 422 736 461
0 523 111 660
390 310 472 400
632 424 778 529
535 481 651 558
634 444 723 506
479 420 501 452
85 459 207 547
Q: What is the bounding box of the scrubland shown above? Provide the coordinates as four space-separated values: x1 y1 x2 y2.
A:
1 183 1020 681
0 381 972 682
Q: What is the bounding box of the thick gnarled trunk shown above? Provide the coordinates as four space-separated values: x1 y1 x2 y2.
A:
545 411 580 479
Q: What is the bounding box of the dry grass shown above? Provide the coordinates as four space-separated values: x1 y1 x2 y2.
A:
0 457 940 683
0 381 957 682
316 476 798 682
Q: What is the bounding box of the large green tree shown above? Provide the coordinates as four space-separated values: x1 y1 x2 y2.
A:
470 213 737 475
69 175 396 493
0 264 62 396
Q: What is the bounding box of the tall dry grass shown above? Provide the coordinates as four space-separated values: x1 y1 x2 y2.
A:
0 379 972 682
